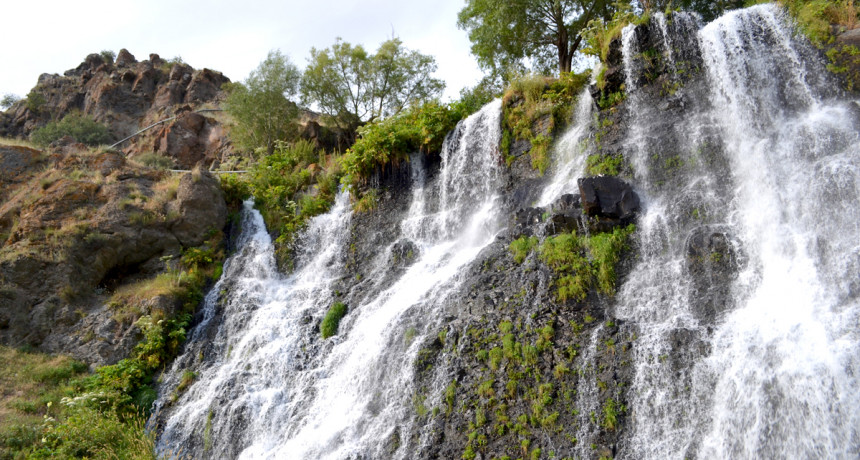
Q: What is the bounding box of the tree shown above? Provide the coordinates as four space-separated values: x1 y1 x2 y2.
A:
223 50 302 155
301 38 445 136
458 0 619 76
1 93 21 110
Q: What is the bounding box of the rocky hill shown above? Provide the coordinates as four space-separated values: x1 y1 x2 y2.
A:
0 142 229 365
0 50 233 169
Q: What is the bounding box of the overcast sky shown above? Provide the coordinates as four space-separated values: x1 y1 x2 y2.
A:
0 0 484 102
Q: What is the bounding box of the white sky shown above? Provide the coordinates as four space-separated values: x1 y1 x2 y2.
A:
0 0 484 102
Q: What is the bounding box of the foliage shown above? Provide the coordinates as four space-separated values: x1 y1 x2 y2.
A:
826 44 860 91
1 93 21 110
133 152 175 170
0 346 155 459
25 89 46 113
100 49 116 64
451 75 505 118
510 236 539 263
539 224 635 300
30 112 112 147
501 71 590 173
223 50 302 155
321 302 349 338
237 139 342 267
341 100 464 194
586 153 624 175
582 1 639 64
458 0 620 75
637 0 745 21
747 0 856 45
301 37 445 136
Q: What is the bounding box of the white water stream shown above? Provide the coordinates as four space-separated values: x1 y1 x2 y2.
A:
616 5 860 458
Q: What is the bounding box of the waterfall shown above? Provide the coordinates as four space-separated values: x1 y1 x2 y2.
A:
151 5 860 459
616 5 860 459
537 88 595 207
154 100 503 459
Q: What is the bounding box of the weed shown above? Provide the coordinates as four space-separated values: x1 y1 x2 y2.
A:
321 302 348 339
509 236 539 264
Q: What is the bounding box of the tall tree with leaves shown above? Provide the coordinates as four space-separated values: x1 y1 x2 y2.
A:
458 0 619 75
301 38 445 136
223 50 302 155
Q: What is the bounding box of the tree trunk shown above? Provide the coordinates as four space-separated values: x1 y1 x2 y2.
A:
557 25 571 74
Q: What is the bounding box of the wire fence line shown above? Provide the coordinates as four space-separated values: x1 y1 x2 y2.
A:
109 108 224 149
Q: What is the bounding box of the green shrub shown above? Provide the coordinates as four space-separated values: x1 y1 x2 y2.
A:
539 224 635 301
586 153 624 176
509 236 538 264
134 152 175 170
100 49 116 64
342 101 465 194
25 90 46 113
500 71 590 175
30 112 112 147
235 139 342 268
321 302 348 339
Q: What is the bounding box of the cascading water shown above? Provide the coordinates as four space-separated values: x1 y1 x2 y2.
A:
151 6 860 459
154 100 503 459
537 88 596 207
615 5 860 459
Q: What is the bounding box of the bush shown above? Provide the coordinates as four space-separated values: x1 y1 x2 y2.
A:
509 236 538 264
586 153 624 176
538 224 635 301
321 302 348 339
25 90 46 113
100 49 116 65
134 152 175 170
30 112 112 147
775 0 859 45
341 101 465 193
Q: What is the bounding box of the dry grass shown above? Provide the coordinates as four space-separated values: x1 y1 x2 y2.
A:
111 273 182 307
144 176 180 215
0 136 39 150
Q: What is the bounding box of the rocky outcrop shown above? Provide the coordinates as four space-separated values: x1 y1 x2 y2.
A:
0 143 228 365
0 49 233 169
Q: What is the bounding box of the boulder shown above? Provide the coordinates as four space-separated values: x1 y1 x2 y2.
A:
578 176 640 220
513 207 544 236
154 112 206 168
169 169 227 246
154 80 186 108
837 27 860 48
390 239 419 267
115 48 137 67
185 69 229 103
546 193 582 235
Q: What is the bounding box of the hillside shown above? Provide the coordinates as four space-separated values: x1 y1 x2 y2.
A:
0 50 233 169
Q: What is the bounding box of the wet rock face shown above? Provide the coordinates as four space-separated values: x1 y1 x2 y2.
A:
578 176 640 221
685 225 745 322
